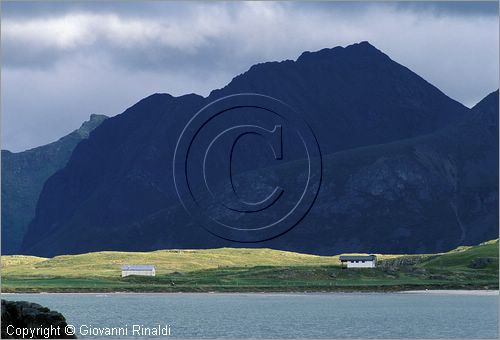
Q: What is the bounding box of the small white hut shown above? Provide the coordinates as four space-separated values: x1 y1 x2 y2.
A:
121 265 156 277
339 255 377 268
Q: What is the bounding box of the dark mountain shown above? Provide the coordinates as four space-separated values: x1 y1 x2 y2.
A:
20 42 497 256
211 42 469 153
66 90 496 256
1 114 107 254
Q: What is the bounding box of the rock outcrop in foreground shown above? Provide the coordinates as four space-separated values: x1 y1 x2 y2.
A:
1 300 76 339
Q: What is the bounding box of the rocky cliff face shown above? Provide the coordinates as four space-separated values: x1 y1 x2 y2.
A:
1 114 107 254
1 300 76 339
19 42 498 256
109 91 497 255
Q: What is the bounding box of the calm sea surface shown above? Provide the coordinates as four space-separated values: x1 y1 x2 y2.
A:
3 292 498 338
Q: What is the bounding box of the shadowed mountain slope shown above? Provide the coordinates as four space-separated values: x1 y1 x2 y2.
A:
20 43 497 256
1 114 107 254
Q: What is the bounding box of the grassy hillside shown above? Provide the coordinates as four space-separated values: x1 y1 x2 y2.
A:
2 240 497 292
419 239 499 270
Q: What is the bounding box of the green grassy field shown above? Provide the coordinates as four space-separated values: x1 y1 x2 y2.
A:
2 240 498 292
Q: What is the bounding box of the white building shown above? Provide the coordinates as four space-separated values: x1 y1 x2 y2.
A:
339 255 377 268
121 265 156 277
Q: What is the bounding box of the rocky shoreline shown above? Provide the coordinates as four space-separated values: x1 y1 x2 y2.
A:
1 300 76 339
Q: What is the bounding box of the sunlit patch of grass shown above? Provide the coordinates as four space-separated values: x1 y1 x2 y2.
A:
2 241 497 292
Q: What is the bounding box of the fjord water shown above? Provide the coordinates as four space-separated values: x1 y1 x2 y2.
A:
4 293 498 338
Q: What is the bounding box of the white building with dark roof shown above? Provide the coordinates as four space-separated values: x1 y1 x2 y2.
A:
339 255 377 268
121 264 156 277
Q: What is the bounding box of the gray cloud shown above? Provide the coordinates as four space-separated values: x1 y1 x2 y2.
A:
1 1 498 152
394 1 499 16
4 2 497 18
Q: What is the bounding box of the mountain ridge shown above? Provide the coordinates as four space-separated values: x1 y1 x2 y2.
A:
1 114 108 254
19 42 498 256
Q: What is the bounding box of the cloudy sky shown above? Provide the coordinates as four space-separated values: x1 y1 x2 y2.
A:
1 1 498 152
